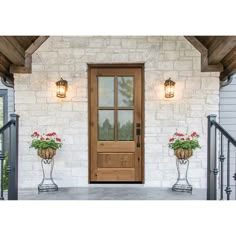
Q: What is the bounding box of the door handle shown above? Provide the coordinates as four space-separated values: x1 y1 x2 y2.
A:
136 123 141 148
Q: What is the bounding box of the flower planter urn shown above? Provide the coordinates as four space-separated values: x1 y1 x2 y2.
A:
37 148 58 192
172 148 193 193
37 148 56 159
174 148 193 159
30 132 62 193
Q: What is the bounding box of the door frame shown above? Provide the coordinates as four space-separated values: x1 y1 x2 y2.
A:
88 63 145 183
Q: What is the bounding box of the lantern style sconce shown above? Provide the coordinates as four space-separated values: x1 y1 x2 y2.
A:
164 78 175 98
56 78 68 98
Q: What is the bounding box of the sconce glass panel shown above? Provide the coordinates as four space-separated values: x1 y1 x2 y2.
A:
164 78 175 98
56 78 68 98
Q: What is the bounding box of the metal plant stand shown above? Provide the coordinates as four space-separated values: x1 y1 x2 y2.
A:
38 158 58 192
172 158 192 193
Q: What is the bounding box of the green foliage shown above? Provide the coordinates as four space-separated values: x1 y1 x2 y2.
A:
168 132 201 151
98 118 114 140
118 121 133 141
169 139 200 150
118 77 133 106
30 132 62 150
98 119 134 141
31 139 62 150
3 152 8 191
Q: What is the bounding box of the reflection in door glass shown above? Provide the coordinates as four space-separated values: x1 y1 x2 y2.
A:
98 110 114 141
118 77 134 107
118 110 134 141
98 77 114 107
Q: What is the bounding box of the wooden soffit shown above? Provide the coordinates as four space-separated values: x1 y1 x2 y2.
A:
185 36 236 81
0 36 49 86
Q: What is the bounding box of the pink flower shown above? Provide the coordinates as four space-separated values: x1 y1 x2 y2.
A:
40 137 44 141
46 138 49 140
191 132 199 137
33 131 40 137
186 137 190 140
169 138 175 142
56 138 61 142
174 132 184 137
181 138 185 140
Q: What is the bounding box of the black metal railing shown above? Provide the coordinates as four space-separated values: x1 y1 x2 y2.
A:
207 114 236 200
0 114 19 200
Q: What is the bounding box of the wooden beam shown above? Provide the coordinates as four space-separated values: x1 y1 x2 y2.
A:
26 36 49 54
222 46 236 66
185 36 208 54
220 47 236 81
185 36 223 72
10 54 32 73
10 36 49 74
0 71 13 79
0 62 9 74
0 37 25 65
220 59 236 81
0 52 11 67
4 36 25 57
208 36 236 64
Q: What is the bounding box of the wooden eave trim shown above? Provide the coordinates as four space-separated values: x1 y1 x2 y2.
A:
208 36 236 64
220 61 236 81
25 36 49 54
10 36 49 74
184 36 223 72
0 37 25 65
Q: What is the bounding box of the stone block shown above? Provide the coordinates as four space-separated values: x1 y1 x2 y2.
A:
162 41 176 50
176 40 192 50
193 57 201 70
89 37 107 48
111 53 129 62
38 116 56 126
174 61 192 70
61 102 73 111
121 39 137 48
158 61 174 70
201 77 219 90
206 95 219 105
185 80 200 89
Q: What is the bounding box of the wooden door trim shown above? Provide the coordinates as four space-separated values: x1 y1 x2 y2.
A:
88 63 144 69
88 63 145 183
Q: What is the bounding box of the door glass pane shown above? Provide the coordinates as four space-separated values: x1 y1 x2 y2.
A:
118 76 134 107
118 110 134 141
98 76 114 107
98 110 114 141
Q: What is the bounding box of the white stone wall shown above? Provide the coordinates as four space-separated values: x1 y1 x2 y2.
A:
14 36 220 189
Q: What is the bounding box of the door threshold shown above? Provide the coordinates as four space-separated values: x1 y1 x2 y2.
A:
90 181 143 184
89 182 144 188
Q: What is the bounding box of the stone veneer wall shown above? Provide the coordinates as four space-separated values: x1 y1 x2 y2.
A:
14 36 220 188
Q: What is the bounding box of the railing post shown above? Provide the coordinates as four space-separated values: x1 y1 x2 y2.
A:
207 114 217 200
8 114 19 200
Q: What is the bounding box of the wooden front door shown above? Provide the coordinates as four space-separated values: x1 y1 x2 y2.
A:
89 65 144 182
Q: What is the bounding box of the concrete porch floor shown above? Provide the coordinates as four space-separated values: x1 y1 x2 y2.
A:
18 187 206 200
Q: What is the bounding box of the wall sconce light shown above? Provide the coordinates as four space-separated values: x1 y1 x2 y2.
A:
56 78 68 98
164 78 175 98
